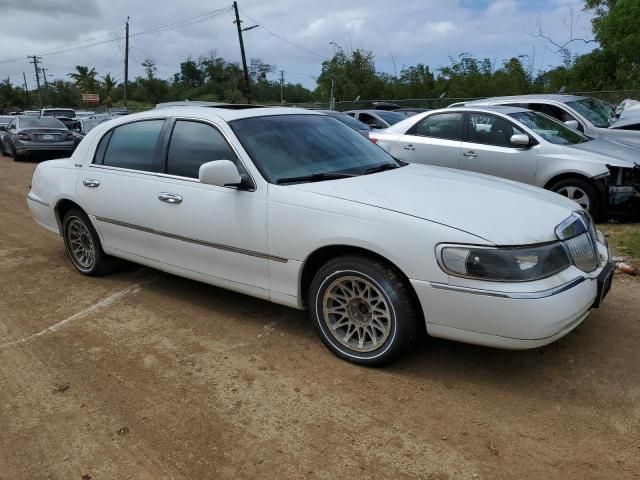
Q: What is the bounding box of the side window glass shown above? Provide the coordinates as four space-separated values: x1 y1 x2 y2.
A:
166 121 238 179
413 112 463 140
358 113 384 129
102 120 164 171
467 113 525 147
93 130 113 165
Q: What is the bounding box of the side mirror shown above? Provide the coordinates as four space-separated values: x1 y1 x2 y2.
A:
199 160 248 189
510 134 531 147
564 120 579 130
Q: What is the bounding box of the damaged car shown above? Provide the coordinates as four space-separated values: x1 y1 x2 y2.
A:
370 105 640 218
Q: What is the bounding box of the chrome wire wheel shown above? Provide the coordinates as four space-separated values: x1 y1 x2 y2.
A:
556 185 590 211
65 217 95 270
322 275 392 353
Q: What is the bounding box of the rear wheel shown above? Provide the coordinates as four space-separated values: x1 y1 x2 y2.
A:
308 255 419 366
549 177 600 219
62 208 115 276
10 143 22 161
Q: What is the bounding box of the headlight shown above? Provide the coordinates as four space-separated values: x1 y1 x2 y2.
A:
439 243 571 282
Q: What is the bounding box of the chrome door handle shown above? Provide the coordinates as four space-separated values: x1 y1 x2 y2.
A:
463 151 478 158
83 178 100 188
158 192 183 204
403 144 416 151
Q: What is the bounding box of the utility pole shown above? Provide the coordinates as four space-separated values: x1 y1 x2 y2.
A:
22 72 30 106
279 70 285 104
330 77 335 110
124 16 129 108
29 55 43 108
233 1 251 103
40 68 49 88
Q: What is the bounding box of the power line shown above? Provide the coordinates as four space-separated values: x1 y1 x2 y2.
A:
0 6 233 65
239 9 328 59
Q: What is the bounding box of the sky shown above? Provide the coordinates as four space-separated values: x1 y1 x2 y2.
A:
0 0 597 94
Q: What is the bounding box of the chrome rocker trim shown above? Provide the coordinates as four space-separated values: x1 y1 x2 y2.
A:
95 216 288 263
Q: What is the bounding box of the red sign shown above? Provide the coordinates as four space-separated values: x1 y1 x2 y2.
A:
82 93 100 104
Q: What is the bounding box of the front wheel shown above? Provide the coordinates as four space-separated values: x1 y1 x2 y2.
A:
62 208 115 276
549 177 601 219
308 255 419 366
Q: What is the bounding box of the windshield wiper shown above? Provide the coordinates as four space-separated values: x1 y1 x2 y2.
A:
362 163 400 175
276 172 355 185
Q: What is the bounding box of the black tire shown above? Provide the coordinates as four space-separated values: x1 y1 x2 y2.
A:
62 208 115 276
0 141 6 157
549 177 600 219
10 143 22 162
308 255 419 366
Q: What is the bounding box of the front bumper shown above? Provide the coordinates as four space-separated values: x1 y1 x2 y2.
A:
411 261 612 350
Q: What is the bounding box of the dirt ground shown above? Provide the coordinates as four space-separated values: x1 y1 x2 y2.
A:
1 154 639 480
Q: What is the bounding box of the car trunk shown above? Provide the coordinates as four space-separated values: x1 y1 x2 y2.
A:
23 129 70 142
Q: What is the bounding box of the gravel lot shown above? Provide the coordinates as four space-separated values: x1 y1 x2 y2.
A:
1 154 639 480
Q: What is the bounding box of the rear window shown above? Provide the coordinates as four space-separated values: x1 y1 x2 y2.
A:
376 111 406 125
42 109 76 118
101 120 164 171
20 118 66 128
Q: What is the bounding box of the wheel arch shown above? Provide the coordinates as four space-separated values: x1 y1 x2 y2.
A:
543 171 606 197
299 244 422 316
54 198 86 233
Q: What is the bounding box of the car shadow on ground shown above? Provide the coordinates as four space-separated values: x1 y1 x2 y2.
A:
116 264 600 392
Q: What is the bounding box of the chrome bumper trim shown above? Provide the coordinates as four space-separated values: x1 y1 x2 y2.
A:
430 276 587 299
95 216 288 263
26 193 53 208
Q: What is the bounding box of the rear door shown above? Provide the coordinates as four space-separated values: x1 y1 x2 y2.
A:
460 112 538 184
79 118 170 260
391 112 463 168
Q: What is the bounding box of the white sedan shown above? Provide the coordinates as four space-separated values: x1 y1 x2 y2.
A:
27 107 613 365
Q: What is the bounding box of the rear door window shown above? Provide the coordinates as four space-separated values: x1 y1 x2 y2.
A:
166 120 238 179
101 120 164 171
410 112 463 140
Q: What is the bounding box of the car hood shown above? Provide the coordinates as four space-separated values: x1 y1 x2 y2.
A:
290 164 577 245
566 138 640 168
611 99 640 129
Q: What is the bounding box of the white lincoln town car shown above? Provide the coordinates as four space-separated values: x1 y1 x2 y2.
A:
27 106 614 365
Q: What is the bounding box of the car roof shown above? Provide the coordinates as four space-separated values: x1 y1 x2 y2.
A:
464 94 585 105
103 106 322 124
448 105 531 114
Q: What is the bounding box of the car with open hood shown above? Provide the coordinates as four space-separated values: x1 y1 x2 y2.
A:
27 106 613 365
370 105 640 219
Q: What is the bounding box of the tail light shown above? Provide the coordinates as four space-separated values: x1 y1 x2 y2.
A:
369 137 378 144
17 132 31 141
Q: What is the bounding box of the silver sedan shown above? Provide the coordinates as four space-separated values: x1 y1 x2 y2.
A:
0 116 74 160
369 105 640 218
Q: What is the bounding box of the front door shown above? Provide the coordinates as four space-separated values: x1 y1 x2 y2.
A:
460 112 538 185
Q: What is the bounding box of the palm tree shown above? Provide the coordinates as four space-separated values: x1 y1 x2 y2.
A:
100 73 117 107
68 65 99 93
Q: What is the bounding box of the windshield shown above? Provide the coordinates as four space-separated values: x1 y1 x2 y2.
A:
376 111 406 125
20 118 66 128
324 112 370 131
42 109 76 118
0 116 11 125
230 114 398 184
565 98 614 128
509 111 589 145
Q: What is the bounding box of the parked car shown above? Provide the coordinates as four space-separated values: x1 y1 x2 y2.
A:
0 115 12 154
452 95 640 147
394 107 431 117
74 111 96 118
316 110 370 136
345 109 407 129
69 115 114 148
1 116 74 160
27 106 612 365
370 106 640 218
40 108 77 119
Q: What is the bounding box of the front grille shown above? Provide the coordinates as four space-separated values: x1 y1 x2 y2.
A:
564 232 599 272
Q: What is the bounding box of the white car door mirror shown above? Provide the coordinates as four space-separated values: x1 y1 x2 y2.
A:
510 134 531 147
199 160 243 188
564 119 579 130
